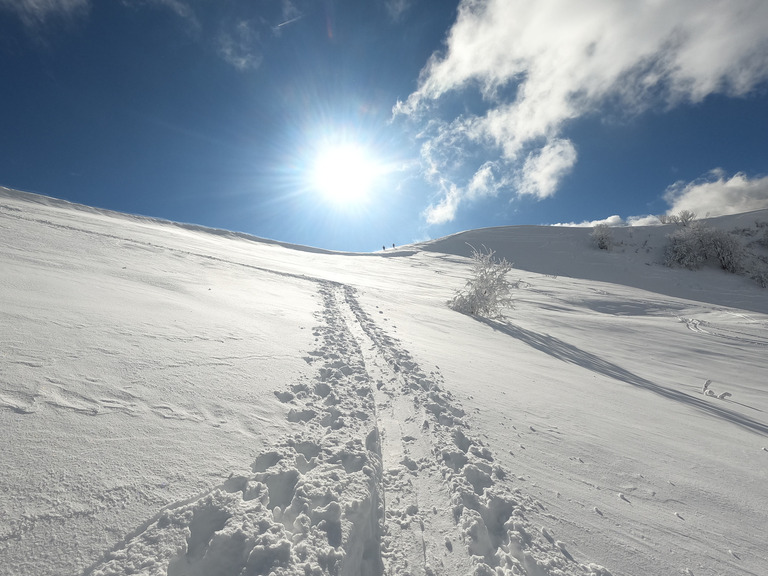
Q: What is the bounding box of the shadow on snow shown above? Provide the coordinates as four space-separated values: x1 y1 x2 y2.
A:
481 318 768 437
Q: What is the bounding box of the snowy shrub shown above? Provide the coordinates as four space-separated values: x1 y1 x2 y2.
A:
448 245 519 318
590 224 613 250
756 228 768 249
751 268 768 288
668 210 697 227
665 225 707 270
665 224 744 273
707 229 745 273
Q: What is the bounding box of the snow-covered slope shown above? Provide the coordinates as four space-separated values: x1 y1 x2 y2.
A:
415 212 768 314
1 187 766 576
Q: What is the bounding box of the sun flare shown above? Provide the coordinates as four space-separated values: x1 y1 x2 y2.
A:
311 143 378 205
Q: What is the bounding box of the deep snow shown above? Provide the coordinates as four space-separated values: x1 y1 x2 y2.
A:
1 186 766 576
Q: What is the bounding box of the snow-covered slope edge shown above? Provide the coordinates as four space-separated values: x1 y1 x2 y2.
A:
0 185 378 257
416 211 768 314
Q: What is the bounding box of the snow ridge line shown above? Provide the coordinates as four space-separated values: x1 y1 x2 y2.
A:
340 285 613 576
84 281 386 576
0 207 325 286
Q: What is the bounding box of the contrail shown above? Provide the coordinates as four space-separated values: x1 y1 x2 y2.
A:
276 14 304 28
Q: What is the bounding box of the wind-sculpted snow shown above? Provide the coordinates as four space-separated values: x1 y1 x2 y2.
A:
83 282 611 576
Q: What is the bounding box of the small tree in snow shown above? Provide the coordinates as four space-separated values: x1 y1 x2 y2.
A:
590 224 613 250
448 245 519 318
668 210 697 227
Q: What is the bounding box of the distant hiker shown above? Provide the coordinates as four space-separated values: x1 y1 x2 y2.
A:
382 245 386 251
392 243 395 248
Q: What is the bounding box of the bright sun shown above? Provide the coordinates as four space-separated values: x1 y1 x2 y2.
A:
311 143 378 205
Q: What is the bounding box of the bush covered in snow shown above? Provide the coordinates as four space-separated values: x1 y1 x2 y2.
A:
665 224 744 273
448 245 519 318
590 224 613 250
658 210 698 226
756 227 768 249
669 209 698 226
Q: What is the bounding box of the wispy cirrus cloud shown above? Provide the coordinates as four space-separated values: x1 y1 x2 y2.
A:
384 0 412 21
217 19 263 71
0 0 89 28
398 0 768 225
2 0 275 71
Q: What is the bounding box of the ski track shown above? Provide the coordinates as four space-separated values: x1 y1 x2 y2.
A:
82 281 612 576
679 316 768 346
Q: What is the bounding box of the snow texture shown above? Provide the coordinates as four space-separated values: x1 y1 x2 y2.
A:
1 186 767 576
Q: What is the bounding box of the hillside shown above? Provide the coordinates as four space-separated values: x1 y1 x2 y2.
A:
1 187 766 576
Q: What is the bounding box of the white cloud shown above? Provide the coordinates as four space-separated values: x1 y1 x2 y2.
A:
553 170 768 228
423 183 462 225
399 0 768 224
467 162 506 200
553 215 624 228
626 214 663 227
553 214 665 227
664 170 768 217
517 139 577 199
0 0 89 27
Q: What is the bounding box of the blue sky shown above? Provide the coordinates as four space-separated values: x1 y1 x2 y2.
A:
2 0 768 251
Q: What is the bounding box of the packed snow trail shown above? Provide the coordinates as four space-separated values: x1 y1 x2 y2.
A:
84 281 385 576
82 280 611 576
339 286 611 576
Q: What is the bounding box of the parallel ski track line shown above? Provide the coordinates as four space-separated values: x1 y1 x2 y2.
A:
339 285 611 576
334 286 474 576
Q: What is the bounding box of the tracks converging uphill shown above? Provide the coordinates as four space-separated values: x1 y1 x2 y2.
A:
85 282 609 576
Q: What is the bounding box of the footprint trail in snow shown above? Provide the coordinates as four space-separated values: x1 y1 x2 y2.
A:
84 282 611 576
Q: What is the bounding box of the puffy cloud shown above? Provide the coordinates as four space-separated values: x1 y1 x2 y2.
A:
423 183 462 225
553 215 625 228
626 214 664 227
517 139 577 199
664 170 768 217
467 161 506 200
399 0 768 224
554 170 768 228
553 214 664 227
